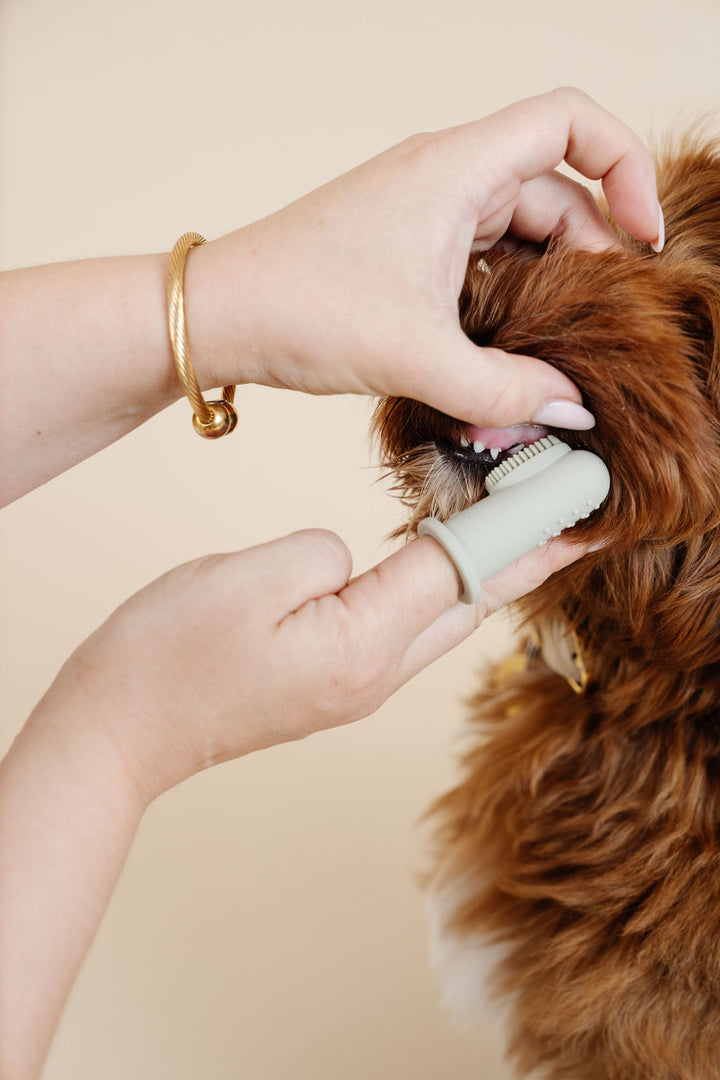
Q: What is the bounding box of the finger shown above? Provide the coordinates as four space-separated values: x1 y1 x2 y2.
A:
237 529 353 619
507 172 621 253
472 172 619 253
334 535 463 653
393 599 483 685
463 87 660 245
273 535 463 721
332 531 588 669
394 537 594 686
402 333 595 430
480 535 596 618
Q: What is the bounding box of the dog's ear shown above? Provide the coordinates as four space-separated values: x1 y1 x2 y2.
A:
659 133 720 262
375 135 720 640
460 246 720 550
656 135 720 407
453 138 720 640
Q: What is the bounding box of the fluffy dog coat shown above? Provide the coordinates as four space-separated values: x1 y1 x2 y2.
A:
374 134 720 1078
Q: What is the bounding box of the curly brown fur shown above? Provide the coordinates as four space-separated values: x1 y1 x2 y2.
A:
373 133 720 1078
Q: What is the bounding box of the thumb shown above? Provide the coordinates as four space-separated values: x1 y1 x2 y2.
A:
395 535 594 687
407 329 595 431
225 529 354 620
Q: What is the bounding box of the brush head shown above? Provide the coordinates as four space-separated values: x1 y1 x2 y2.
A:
418 437 610 603
484 434 570 493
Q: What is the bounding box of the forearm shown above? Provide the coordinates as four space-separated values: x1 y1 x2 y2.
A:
0 237 259 507
0 252 181 505
0 667 147 1079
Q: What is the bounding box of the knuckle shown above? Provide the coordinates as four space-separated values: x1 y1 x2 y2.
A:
187 551 230 583
401 130 433 149
346 653 389 707
301 598 392 721
309 650 388 727
333 632 393 718
295 528 352 577
401 127 454 169
549 85 589 105
425 126 464 160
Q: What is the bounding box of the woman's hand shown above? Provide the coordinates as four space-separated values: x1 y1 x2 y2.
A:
1 87 660 504
1 525 587 1077
188 86 662 430
55 529 588 805
0 88 645 1074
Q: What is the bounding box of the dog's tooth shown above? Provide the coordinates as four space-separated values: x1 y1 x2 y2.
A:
473 440 485 453
490 447 501 460
459 435 470 448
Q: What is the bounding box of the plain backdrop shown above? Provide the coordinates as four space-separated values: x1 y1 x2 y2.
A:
2 1 719 1077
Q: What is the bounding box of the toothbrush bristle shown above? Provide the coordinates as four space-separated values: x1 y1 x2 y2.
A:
484 435 561 493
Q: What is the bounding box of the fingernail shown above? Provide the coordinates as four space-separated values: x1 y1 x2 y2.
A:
531 400 596 430
651 203 665 254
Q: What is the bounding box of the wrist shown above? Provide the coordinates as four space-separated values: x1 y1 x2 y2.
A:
0 667 147 1077
56 629 226 807
180 223 271 393
24 658 154 819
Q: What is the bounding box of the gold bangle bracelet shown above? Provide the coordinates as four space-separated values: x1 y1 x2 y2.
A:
167 232 238 439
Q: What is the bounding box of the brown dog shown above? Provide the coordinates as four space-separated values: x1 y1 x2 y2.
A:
374 132 720 1079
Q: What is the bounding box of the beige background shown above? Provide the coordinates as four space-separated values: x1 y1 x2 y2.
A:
1 1 719 1077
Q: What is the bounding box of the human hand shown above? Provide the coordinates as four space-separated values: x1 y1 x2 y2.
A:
55 529 589 806
186 87 661 431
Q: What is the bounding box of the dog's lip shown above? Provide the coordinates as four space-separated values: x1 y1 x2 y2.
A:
460 423 550 453
438 422 552 467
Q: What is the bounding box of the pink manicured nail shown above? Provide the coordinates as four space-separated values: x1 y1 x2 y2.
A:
530 400 596 430
651 203 665 253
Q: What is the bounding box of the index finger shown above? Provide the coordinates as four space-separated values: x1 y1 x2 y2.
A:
333 533 594 698
338 535 467 649
466 87 660 245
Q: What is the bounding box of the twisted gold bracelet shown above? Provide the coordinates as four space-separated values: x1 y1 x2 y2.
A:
167 232 238 439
